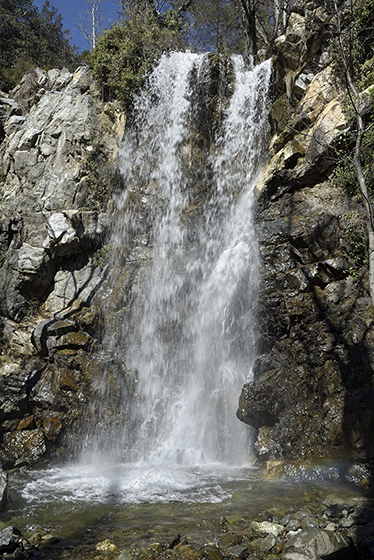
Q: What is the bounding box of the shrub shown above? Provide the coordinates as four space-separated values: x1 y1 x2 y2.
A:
89 13 184 106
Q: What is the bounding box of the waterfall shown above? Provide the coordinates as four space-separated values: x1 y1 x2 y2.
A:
90 52 271 473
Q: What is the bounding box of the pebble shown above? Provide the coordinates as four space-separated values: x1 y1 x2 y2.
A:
4 499 374 560
95 539 118 552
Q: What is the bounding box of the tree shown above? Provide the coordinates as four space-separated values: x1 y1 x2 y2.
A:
89 10 184 105
233 0 257 58
329 0 374 305
185 0 244 53
0 0 77 91
115 0 166 20
76 0 108 49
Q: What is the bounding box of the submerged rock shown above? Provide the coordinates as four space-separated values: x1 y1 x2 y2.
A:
0 527 22 554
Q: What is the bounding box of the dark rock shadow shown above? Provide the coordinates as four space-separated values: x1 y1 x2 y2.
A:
242 176 374 556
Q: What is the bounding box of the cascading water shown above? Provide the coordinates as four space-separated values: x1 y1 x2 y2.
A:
14 52 271 507
91 53 271 471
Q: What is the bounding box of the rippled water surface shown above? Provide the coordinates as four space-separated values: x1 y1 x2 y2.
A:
3 463 369 555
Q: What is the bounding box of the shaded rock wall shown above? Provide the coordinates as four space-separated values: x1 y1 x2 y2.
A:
237 3 374 468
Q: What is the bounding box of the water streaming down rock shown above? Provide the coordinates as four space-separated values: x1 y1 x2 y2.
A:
92 53 271 471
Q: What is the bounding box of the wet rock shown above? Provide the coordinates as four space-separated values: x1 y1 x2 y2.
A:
28 533 42 546
96 539 118 552
31 300 97 359
169 535 181 549
147 542 162 554
272 541 285 554
42 414 63 440
3 428 46 466
323 504 354 519
200 544 224 560
217 533 243 548
17 415 35 430
282 528 352 560
250 533 277 553
0 527 22 553
225 545 248 558
248 521 284 538
0 465 7 510
284 511 318 532
118 552 134 560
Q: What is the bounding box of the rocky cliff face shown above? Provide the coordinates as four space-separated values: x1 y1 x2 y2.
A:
0 4 373 476
0 66 123 469
237 2 374 473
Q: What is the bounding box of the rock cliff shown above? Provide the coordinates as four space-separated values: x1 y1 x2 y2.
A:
0 65 123 469
237 2 374 473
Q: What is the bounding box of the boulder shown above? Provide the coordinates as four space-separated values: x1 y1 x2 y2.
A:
248 521 284 538
0 527 22 554
282 528 353 560
3 429 46 466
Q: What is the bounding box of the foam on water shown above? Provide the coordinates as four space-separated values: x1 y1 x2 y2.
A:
18 463 255 505
12 54 272 509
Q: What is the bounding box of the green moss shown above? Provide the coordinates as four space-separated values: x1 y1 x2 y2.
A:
93 244 111 270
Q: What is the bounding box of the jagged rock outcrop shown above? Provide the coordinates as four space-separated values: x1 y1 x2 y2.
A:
237 2 374 470
0 66 123 468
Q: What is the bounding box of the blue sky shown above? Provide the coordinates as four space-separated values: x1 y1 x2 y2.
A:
35 0 119 52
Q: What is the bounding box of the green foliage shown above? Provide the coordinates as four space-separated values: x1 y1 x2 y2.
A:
89 13 184 106
343 212 368 275
0 0 77 91
335 0 374 87
333 115 374 200
83 141 123 210
93 244 111 269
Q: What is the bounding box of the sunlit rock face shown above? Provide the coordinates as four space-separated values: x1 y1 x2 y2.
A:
0 465 7 510
0 66 122 468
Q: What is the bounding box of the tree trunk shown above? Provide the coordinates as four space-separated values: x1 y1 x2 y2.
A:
235 0 258 60
333 0 374 306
